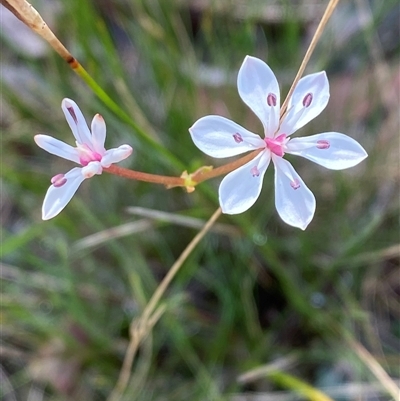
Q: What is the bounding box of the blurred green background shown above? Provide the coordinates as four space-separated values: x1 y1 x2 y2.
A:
1 0 399 400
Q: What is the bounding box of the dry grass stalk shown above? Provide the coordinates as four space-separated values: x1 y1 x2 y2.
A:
0 0 75 64
107 207 222 401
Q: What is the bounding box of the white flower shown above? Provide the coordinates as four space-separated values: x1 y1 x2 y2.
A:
35 98 133 220
190 56 367 230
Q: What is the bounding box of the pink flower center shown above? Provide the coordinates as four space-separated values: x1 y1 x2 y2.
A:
76 143 103 166
265 134 287 157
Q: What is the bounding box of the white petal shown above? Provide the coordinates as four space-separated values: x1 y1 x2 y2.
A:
91 114 106 154
273 157 316 230
42 167 85 220
101 145 133 167
61 98 92 145
189 115 264 158
237 56 280 137
34 134 80 164
285 132 368 170
280 71 329 135
219 150 271 214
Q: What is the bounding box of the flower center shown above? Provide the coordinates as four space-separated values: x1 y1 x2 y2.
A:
265 134 287 157
76 143 103 166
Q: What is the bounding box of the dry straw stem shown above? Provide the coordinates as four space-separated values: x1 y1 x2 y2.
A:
237 354 298 383
280 0 340 116
107 207 222 401
72 209 240 252
0 0 74 63
126 206 241 237
345 336 400 400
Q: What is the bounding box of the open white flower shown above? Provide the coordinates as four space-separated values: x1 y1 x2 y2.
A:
35 98 133 220
190 56 367 230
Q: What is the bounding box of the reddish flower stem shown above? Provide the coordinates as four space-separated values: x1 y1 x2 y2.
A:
104 165 184 186
191 149 262 184
104 149 263 189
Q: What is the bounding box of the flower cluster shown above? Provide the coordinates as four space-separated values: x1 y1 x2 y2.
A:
189 56 367 229
35 99 132 220
35 56 367 229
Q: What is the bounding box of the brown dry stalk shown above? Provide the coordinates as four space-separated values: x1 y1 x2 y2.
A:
345 336 400 400
0 0 76 64
279 0 340 115
107 207 222 401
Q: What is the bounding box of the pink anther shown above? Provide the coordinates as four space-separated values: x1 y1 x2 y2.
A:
302 93 313 107
317 140 330 149
233 133 244 143
51 173 67 187
290 179 300 190
267 93 277 107
251 166 260 177
67 106 78 124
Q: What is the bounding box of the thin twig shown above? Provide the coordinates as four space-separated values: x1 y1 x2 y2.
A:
0 0 74 62
107 208 222 401
110 303 167 401
280 0 341 116
345 336 400 400
237 354 299 384
143 208 221 322
126 207 241 236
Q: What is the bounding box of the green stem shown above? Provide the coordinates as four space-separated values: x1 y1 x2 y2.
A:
71 63 185 170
